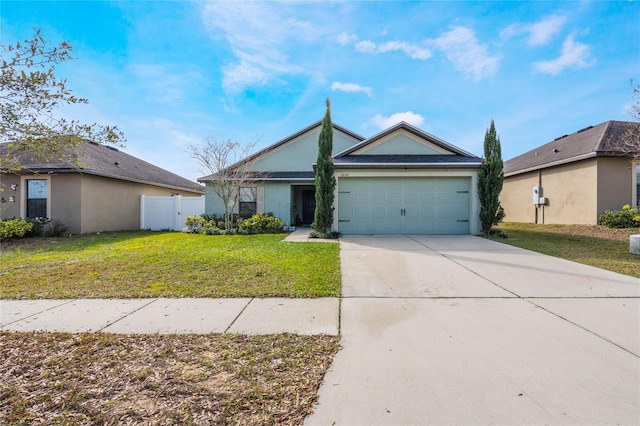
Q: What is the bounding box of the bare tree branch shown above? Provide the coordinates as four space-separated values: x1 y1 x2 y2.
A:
189 138 258 229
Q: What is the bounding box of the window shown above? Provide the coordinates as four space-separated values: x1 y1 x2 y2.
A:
26 179 48 218
239 187 257 218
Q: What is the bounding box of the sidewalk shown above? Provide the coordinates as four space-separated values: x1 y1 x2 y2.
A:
1 229 340 335
0 297 340 335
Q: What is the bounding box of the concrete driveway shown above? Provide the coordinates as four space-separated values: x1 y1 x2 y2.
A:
305 235 640 425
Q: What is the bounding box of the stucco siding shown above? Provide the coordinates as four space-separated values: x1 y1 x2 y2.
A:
500 172 540 223
51 174 82 234
0 175 21 219
502 159 599 225
262 183 292 224
354 132 451 155
80 175 201 234
252 130 357 172
596 157 633 215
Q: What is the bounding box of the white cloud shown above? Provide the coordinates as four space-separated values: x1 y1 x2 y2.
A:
355 40 377 53
201 2 313 94
355 40 431 60
338 31 357 46
534 33 594 75
331 81 373 97
372 111 425 129
429 27 498 80
501 14 567 46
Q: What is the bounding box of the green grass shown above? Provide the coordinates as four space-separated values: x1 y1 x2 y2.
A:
0 231 341 299
493 223 640 278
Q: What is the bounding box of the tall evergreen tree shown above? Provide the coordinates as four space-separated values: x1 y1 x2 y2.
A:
478 119 505 236
313 99 336 235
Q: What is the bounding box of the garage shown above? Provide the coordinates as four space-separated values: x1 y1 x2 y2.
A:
337 177 471 234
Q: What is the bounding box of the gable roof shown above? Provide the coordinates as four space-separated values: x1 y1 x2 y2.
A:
198 121 365 182
334 121 478 158
504 120 640 177
2 141 204 193
332 121 481 168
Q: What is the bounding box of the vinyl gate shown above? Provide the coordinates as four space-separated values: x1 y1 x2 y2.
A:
140 195 205 231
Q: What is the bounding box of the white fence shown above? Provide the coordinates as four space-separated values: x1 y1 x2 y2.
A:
140 195 205 231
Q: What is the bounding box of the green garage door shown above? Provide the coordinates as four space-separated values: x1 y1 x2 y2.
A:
338 177 471 234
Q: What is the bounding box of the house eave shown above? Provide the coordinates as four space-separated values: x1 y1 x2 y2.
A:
333 162 482 169
10 168 205 194
504 152 598 177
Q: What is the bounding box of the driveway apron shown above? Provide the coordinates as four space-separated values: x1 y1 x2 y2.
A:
305 235 640 426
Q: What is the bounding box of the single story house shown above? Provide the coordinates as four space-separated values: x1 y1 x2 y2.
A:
501 120 640 225
199 121 482 235
0 141 204 234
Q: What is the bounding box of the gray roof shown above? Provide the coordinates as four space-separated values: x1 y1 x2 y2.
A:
2 141 204 193
334 121 479 158
199 121 365 182
333 155 481 168
505 120 640 176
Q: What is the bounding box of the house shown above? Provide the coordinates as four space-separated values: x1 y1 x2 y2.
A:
199 121 483 235
0 141 204 234
501 120 640 225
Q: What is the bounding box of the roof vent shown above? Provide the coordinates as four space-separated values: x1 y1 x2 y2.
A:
577 125 593 133
553 148 559 153
114 161 120 167
106 145 119 152
553 134 568 141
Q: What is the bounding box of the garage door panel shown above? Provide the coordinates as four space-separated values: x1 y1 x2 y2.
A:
338 177 471 235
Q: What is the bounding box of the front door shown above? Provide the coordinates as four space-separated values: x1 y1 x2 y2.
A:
302 190 315 225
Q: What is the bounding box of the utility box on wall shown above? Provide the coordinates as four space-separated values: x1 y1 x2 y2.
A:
533 186 543 205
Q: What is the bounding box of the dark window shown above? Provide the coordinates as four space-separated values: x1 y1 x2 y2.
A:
27 179 48 218
239 187 257 218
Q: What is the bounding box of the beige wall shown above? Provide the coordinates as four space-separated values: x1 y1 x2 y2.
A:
0 174 21 219
80 175 201 234
51 174 82 233
2 172 202 234
500 172 540 223
596 157 633 216
501 157 635 225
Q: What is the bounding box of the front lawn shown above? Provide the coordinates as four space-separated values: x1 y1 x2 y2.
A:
0 332 340 425
493 223 639 278
0 232 341 299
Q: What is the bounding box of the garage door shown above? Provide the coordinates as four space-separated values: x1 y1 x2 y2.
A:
338 177 471 234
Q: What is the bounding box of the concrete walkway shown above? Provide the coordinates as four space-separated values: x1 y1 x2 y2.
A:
305 235 640 425
2 231 639 424
0 297 340 335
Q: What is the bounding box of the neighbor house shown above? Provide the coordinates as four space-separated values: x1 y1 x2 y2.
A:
501 120 640 225
199 121 482 235
0 141 204 234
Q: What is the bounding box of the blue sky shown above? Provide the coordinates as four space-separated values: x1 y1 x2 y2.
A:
2 1 639 182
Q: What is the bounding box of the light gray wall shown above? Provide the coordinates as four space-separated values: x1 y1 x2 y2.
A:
253 128 358 172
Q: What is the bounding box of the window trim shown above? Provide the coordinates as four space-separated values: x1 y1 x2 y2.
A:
20 175 51 219
238 186 257 218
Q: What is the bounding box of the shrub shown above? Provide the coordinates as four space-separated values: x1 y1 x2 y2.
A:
0 218 34 239
237 212 285 233
44 219 69 237
598 205 640 228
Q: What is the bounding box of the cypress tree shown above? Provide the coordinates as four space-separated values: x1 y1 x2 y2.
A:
313 99 336 235
478 119 505 236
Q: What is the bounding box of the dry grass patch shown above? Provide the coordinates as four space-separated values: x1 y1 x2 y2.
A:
0 332 340 425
